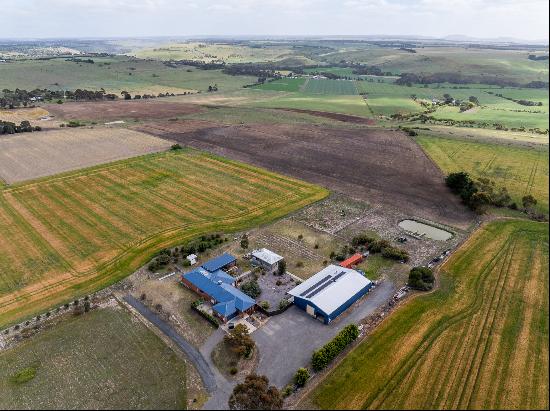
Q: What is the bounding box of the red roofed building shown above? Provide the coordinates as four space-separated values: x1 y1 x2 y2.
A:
340 253 363 268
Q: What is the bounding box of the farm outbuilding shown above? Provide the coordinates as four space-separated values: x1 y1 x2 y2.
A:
340 253 363 268
251 248 284 273
287 265 372 324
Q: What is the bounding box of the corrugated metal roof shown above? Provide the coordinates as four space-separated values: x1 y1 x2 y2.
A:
251 248 283 265
288 265 371 315
220 283 256 312
183 270 234 303
201 253 237 272
207 269 235 285
213 300 237 317
340 253 363 268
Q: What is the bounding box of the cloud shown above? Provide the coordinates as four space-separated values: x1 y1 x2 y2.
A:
0 0 547 40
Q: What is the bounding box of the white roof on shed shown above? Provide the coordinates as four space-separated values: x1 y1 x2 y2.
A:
288 265 371 315
251 248 283 265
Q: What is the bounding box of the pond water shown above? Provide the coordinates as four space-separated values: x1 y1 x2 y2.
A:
398 219 453 241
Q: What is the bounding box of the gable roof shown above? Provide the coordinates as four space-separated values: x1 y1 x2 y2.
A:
182 266 255 319
207 269 235 285
288 265 371 316
201 253 236 272
220 283 255 312
213 300 237 317
252 248 284 265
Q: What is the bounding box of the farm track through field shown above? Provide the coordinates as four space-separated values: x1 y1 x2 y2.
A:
0 150 327 327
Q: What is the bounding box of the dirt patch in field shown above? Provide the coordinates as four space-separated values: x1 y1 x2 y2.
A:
44 99 204 122
275 108 376 125
0 127 171 183
137 120 474 229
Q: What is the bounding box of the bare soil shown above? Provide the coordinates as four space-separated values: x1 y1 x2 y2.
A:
0 127 171 183
44 99 204 121
275 108 376 124
137 120 474 229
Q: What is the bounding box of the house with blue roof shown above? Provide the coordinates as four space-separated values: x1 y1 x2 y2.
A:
180 254 255 322
201 253 236 273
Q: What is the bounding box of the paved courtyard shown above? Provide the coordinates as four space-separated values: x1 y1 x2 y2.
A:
252 280 396 388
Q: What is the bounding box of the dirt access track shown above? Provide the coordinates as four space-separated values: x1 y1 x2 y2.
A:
44 99 204 122
137 120 473 229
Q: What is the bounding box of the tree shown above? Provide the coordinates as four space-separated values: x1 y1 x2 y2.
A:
277 260 286 276
224 324 255 358
228 374 282 410
240 234 249 250
293 368 310 387
408 266 435 291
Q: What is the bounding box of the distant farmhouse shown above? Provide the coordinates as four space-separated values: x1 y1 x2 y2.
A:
250 248 284 274
288 264 372 324
180 253 256 323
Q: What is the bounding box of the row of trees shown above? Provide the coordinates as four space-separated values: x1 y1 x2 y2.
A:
446 172 542 218
0 120 40 134
396 72 549 89
311 324 359 371
350 234 410 262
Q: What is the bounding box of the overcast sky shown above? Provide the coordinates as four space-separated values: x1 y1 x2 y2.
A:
1 0 548 42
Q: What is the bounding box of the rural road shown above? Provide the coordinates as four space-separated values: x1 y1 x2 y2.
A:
123 295 217 393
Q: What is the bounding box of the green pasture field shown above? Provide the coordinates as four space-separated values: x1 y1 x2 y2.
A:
306 219 549 409
253 77 306 92
132 41 304 63
251 93 369 117
416 135 549 214
0 56 255 95
0 149 327 327
355 80 549 129
0 307 188 409
320 46 549 83
303 78 358 95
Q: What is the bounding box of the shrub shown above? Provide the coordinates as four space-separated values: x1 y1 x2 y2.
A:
9 366 37 385
278 299 291 310
171 144 183 151
282 384 294 398
294 367 310 387
230 367 238 375
241 279 261 299
260 301 270 310
311 324 359 371
408 266 435 290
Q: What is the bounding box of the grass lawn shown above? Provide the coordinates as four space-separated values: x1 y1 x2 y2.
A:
306 219 549 409
416 135 549 214
0 149 327 327
0 307 188 409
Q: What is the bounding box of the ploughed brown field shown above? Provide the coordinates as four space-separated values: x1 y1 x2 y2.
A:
45 99 204 121
136 120 473 228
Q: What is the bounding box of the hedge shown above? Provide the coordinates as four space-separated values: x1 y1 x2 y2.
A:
311 324 359 371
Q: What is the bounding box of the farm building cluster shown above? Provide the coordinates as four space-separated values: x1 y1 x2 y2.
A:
180 247 374 325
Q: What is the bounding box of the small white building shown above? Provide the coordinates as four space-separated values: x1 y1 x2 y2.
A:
186 254 197 266
251 248 284 273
